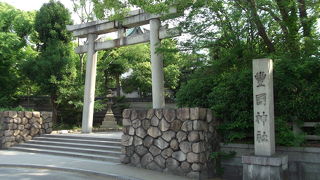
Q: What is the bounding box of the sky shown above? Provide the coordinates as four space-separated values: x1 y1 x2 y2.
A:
1 0 73 12
0 0 72 11
1 0 80 23
2 0 60 11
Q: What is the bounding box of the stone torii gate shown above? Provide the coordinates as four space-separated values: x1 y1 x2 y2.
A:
67 8 181 133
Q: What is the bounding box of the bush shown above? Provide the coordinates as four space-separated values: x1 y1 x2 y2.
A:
209 68 253 143
176 73 215 108
176 57 320 146
275 118 305 146
0 106 32 111
274 57 320 123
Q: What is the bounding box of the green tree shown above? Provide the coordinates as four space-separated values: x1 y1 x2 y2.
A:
176 0 320 146
95 40 186 98
98 49 130 97
71 0 97 84
0 3 36 106
122 61 152 97
96 44 150 97
91 0 129 19
89 0 320 146
34 1 72 48
118 40 185 98
71 0 96 23
22 0 74 123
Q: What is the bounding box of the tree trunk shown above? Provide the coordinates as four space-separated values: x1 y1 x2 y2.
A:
79 54 84 82
247 0 275 53
275 0 300 57
258 6 289 36
50 94 58 124
104 69 109 91
297 0 311 37
116 75 121 97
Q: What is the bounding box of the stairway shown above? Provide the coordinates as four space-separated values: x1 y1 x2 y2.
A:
9 134 122 162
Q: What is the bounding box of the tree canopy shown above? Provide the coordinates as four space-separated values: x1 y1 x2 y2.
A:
90 0 320 145
175 0 320 145
0 3 36 106
22 0 76 122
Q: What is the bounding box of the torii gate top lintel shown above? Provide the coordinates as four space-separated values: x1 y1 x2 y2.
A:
66 7 179 38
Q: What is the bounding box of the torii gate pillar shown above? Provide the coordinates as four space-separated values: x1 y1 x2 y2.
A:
150 18 165 108
82 33 98 133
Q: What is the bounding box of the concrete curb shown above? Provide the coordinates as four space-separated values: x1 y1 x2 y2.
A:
0 164 143 180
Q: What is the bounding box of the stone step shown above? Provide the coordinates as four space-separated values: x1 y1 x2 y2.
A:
9 147 120 162
41 134 121 142
15 143 121 157
26 140 121 151
32 137 121 146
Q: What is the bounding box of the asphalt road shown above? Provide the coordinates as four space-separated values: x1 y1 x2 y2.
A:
0 167 112 180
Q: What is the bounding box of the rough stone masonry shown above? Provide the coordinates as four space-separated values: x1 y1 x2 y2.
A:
0 111 53 149
120 108 218 179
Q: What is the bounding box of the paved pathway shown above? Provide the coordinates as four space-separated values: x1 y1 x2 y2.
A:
0 131 192 180
0 167 109 180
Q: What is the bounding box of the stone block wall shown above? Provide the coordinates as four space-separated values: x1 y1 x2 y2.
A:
0 111 53 149
121 108 218 179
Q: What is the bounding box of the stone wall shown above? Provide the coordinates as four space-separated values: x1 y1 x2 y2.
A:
0 111 53 149
220 143 320 180
120 108 218 179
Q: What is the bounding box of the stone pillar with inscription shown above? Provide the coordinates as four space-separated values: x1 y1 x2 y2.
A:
253 59 275 156
242 58 288 180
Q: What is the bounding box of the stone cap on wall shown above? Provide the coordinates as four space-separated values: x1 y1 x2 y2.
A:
122 108 215 123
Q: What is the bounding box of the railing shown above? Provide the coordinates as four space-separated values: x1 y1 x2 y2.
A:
293 122 320 140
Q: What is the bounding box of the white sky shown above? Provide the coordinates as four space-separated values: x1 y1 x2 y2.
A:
1 0 68 11
1 0 80 23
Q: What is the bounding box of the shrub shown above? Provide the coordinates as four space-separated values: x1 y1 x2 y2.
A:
176 57 320 146
0 106 32 112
